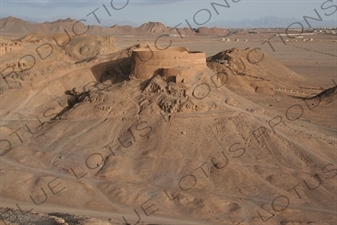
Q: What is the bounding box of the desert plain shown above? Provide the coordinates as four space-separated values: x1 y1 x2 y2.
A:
0 17 336 225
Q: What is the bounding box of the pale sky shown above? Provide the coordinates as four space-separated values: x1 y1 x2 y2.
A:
0 0 336 27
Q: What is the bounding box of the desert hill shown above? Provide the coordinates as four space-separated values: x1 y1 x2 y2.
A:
0 36 336 225
0 16 228 37
207 47 308 96
0 17 88 34
110 22 170 35
0 32 118 95
0 16 35 33
139 21 168 34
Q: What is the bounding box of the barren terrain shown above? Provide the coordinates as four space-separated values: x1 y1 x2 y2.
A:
0 18 336 225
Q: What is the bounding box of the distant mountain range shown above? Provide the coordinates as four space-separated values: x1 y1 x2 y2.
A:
0 17 177 36
0 16 229 36
0 16 335 37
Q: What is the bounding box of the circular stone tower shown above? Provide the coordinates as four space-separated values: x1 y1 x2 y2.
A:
131 46 206 80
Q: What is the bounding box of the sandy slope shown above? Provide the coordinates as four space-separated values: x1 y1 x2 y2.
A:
0 33 336 225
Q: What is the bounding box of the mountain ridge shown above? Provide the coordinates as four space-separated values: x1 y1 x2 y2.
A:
0 16 228 36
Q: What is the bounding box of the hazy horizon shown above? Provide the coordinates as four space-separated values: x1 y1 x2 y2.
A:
1 0 336 28
1 14 336 29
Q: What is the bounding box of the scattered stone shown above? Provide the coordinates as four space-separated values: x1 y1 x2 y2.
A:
225 97 238 106
50 215 65 224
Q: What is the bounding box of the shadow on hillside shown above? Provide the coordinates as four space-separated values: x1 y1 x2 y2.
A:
90 56 135 86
